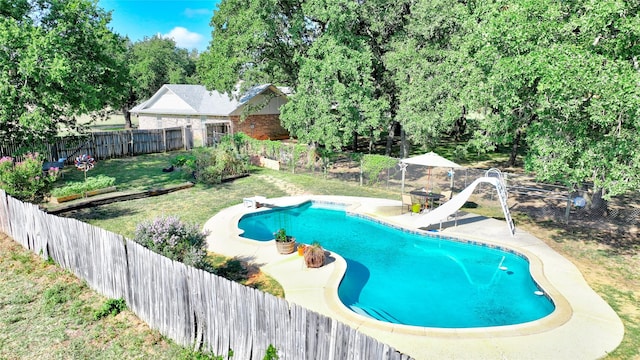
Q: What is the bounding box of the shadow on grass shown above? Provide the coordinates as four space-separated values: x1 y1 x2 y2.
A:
519 215 640 256
59 206 140 222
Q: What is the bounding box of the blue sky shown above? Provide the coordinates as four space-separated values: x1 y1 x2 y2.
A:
98 0 220 52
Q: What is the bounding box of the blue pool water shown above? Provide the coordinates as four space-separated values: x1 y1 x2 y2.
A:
238 201 555 328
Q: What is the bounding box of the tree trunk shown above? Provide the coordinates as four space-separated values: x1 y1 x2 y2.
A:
123 106 133 129
385 121 398 156
352 131 358 152
400 127 409 158
508 129 521 167
591 187 607 212
452 106 467 141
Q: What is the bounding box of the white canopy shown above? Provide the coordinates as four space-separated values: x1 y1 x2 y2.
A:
400 152 462 168
399 152 461 193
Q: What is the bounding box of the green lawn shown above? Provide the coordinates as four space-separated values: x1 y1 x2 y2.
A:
56 152 191 193
0 233 207 359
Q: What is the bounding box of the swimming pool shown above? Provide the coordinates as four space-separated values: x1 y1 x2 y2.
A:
238 201 555 328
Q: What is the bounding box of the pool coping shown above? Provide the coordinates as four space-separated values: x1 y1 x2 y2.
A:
204 195 624 359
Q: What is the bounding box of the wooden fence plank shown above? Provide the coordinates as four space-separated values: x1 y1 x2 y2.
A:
252 285 269 359
0 190 10 235
214 275 232 357
2 127 190 162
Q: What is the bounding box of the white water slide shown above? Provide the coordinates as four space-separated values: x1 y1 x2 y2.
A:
413 171 516 236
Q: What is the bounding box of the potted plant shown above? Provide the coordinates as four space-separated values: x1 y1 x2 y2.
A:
303 241 325 268
274 228 295 254
297 243 306 256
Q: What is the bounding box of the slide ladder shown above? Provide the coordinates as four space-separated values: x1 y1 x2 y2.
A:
485 169 515 236
412 169 516 236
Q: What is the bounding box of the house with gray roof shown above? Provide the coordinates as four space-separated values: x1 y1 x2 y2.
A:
131 84 289 146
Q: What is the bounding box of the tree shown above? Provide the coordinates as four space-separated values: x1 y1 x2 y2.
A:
280 34 388 150
119 36 199 129
198 0 310 95
525 45 640 203
0 0 127 145
466 0 640 202
201 0 640 201
387 0 480 151
202 0 402 152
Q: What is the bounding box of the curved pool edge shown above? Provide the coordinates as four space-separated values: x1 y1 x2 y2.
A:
204 195 624 360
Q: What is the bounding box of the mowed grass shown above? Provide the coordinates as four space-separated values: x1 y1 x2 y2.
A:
55 152 191 193
515 217 640 360
3 149 639 359
0 233 201 359
56 151 399 238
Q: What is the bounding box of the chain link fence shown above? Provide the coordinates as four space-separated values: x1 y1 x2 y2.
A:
240 142 639 235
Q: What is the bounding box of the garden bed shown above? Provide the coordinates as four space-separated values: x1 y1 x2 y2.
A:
46 182 195 215
49 186 117 204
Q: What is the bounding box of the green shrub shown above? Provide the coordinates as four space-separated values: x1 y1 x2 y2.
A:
361 154 398 185
0 153 59 202
263 344 279 360
186 147 248 185
50 175 115 197
134 216 211 270
93 298 127 320
171 154 196 168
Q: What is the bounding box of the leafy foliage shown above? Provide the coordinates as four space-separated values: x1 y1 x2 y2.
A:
273 228 292 243
119 36 199 128
134 216 211 270
361 154 397 185
171 154 196 168
50 175 116 197
0 0 128 144
202 0 640 198
185 146 249 185
0 153 59 202
215 259 247 282
263 344 279 360
93 298 127 320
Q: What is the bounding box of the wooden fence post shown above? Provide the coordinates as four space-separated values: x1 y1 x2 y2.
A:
162 128 167 152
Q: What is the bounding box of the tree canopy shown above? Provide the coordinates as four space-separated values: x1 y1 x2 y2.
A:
119 36 199 128
0 0 127 144
201 0 640 199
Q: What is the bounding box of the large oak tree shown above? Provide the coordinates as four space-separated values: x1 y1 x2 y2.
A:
0 0 127 144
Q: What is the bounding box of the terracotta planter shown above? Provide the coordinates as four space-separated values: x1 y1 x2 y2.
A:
297 244 306 256
276 240 295 255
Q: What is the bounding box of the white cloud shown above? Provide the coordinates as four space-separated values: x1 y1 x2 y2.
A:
184 8 211 17
163 27 204 49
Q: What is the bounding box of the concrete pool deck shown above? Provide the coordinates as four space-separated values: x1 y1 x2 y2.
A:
204 195 624 360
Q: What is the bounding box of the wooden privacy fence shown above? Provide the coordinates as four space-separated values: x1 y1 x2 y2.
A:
0 190 412 360
1 126 193 162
